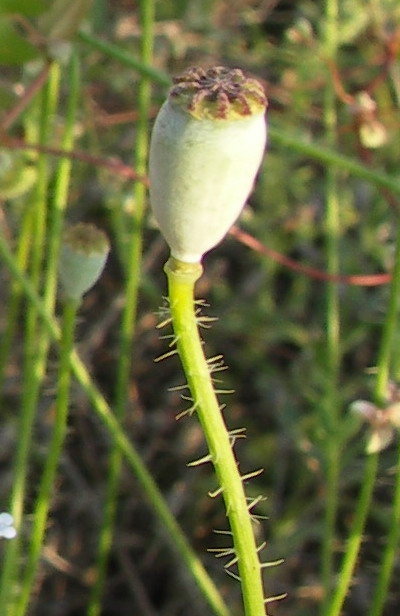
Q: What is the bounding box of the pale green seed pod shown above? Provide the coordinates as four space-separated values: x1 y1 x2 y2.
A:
58 223 110 301
149 66 267 263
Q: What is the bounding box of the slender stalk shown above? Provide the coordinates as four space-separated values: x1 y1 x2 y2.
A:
0 62 60 613
325 222 400 616
267 125 400 196
325 454 378 616
0 208 33 400
41 52 80 306
165 257 267 616
15 298 80 616
366 222 400 616
87 2 154 614
14 53 80 616
320 0 341 605
78 29 170 86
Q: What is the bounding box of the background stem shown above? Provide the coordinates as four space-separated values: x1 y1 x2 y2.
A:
87 1 155 613
320 0 341 605
326 223 400 616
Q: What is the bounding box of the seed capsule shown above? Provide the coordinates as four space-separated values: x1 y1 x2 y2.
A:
149 66 268 263
58 223 110 301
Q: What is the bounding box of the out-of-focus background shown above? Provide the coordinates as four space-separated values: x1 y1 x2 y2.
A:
1 1 400 615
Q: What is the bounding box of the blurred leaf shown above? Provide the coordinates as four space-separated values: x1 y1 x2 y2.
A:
0 0 47 17
0 17 40 64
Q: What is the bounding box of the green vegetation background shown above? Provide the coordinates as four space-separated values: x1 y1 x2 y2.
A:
1 1 400 615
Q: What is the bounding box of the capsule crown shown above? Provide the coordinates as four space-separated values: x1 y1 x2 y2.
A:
169 66 267 120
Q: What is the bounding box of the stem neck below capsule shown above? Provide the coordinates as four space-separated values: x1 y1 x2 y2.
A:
164 256 203 284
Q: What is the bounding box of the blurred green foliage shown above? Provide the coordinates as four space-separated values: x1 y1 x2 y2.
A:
1 0 400 615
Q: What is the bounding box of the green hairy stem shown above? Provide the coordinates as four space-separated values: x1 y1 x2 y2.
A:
165 256 270 616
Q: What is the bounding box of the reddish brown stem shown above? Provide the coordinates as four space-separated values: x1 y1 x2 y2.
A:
0 64 51 132
229 225 391 287
1 136 148 185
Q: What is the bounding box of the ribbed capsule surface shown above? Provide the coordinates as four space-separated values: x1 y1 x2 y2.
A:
149 66 268 263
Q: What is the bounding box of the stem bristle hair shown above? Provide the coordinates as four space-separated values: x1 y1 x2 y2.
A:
154 348 178 362
187 454 212 467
